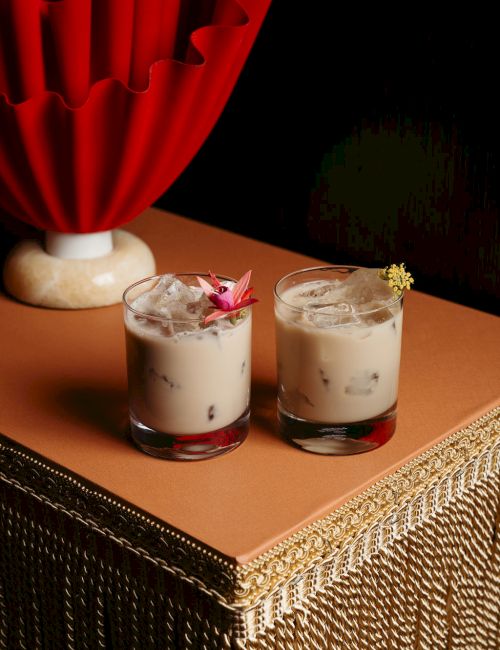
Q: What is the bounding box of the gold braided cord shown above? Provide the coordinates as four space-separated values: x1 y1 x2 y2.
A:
242 454 500 648
234 406 500 609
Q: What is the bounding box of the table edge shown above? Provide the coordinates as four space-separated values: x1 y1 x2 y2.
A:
1 405 499 611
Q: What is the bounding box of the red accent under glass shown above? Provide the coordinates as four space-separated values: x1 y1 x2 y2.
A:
171 426 244 451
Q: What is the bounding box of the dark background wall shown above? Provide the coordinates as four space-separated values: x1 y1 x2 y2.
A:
0 6 497 315
155 6 499 315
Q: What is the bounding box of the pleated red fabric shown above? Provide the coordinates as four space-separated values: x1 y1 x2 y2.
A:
0 0 270 232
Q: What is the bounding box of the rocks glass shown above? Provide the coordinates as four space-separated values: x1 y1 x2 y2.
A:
123 274 252 460
274 266 403 455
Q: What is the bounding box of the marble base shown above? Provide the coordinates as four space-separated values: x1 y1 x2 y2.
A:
3 229 156 309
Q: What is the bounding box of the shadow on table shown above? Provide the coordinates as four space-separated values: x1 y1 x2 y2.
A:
51 382 129 441
250 380 279 440
47 379 279 444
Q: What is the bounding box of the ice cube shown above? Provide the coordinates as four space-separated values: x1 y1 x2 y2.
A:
345 370 380 396
304 302 360 328
130 274 214 335
133 275 200 318
343 268 394 311
360 307 394 325
158 276 197 307
299 280 341 299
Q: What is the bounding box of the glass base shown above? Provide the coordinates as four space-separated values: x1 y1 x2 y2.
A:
278 405 396 455
129 408 249 460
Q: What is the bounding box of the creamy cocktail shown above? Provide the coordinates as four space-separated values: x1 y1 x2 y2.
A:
124 273 252 460
274 266 404 454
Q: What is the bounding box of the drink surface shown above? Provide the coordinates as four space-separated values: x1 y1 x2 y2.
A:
275 269 402 424
125 275 251 435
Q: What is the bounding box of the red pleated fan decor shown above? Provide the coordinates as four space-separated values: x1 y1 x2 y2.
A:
0 0 270 233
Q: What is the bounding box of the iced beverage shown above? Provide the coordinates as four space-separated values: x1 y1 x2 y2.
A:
274 266 403 454
124 274 252 460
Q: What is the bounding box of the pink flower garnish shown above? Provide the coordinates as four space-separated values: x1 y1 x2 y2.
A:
197 270 258 324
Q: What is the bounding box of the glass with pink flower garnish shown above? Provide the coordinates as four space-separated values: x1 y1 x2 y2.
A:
123 271 257 460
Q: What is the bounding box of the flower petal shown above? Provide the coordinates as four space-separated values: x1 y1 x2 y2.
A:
234 297 258 310
240 287 254 302
197 276 215 297
209 270 222 288
232 270 252 304
210 289 234 311
204 310 228 324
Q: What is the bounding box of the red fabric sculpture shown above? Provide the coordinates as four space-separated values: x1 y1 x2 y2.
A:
0 0 270 233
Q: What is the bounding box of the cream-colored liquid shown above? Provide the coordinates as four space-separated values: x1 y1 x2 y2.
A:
275 286 402 424
125 315 251 435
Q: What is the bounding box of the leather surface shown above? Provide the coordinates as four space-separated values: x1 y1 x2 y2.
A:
1 207 499 562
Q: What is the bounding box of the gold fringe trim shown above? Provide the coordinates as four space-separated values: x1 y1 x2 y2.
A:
233 406 500 609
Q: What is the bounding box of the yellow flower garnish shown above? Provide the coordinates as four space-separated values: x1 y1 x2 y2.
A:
378 263 414 296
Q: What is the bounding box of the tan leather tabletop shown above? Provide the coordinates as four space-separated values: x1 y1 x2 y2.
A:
1 208 499 563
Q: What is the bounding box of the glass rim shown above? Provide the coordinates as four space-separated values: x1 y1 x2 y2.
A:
123 272 251 324
274 265 403 316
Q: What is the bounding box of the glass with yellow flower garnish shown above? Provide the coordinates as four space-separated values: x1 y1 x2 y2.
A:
274 264 413 455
